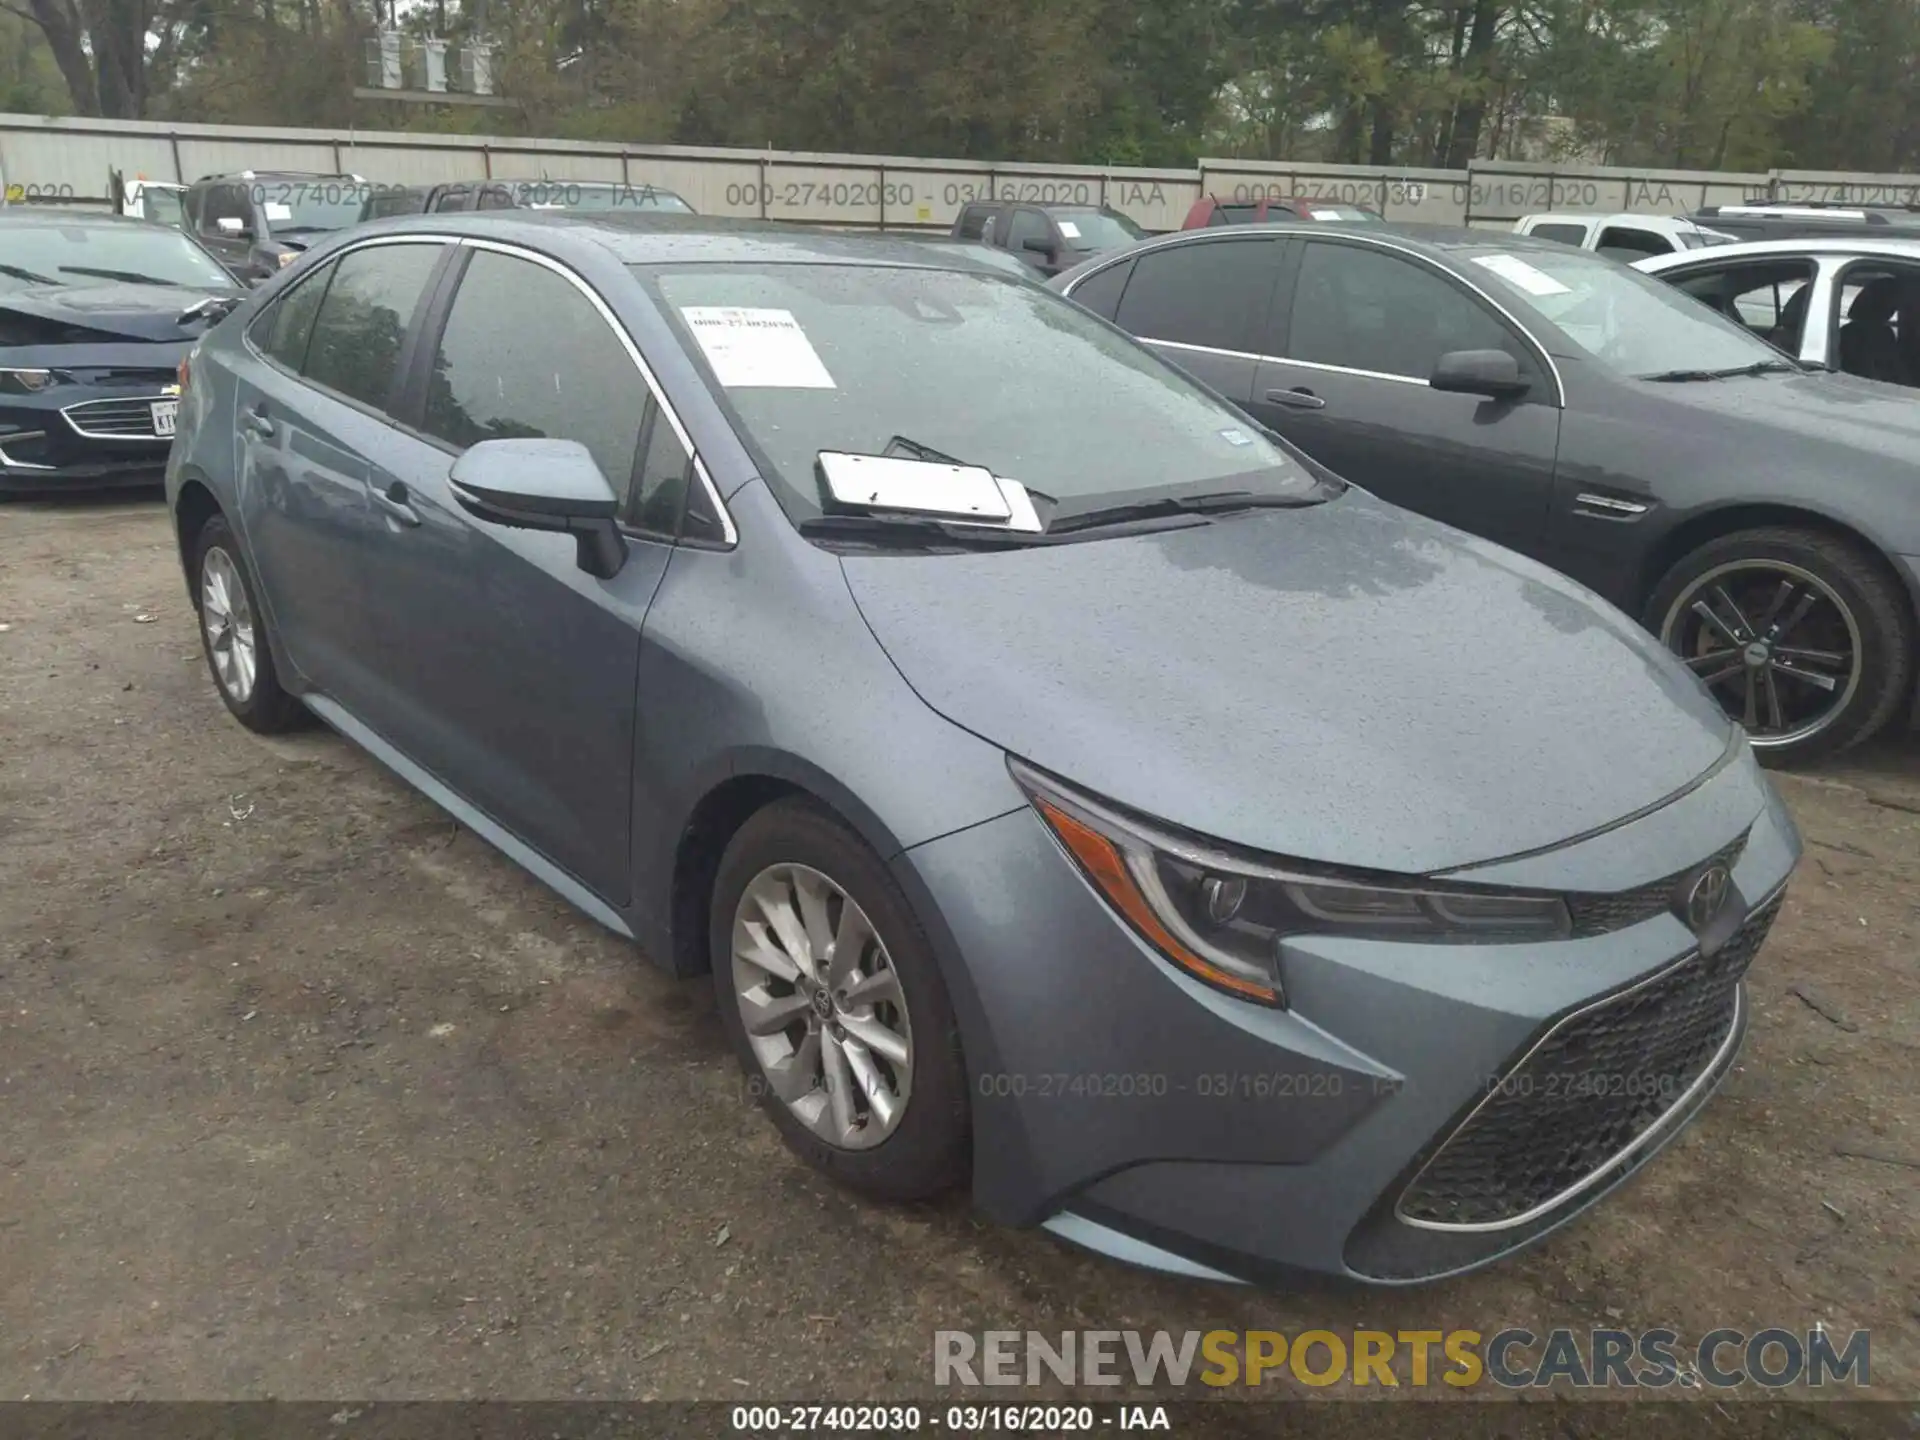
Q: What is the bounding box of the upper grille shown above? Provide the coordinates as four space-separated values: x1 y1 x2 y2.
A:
1397 891 1782 1230
61 396 173 439
1565 831 1749 937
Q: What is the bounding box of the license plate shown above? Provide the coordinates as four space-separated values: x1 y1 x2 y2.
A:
151 400 178 437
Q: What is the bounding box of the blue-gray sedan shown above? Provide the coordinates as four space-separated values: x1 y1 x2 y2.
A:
165 213 1801 1285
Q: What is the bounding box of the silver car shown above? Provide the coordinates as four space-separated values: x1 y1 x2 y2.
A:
165 213 1800 1284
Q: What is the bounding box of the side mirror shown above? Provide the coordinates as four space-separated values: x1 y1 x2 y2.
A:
1430 349 1530 399
449 438 628 579
1021 237 1059 263
215 216 251 237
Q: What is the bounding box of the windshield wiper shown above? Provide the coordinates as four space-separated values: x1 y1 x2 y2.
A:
60 265 187 286
0 262 62 285
797 512 1048 551
1641 359 1802 382
1044 488 1327 536
177 294 243 325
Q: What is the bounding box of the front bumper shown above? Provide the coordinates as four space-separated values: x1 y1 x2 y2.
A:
896 744 1800 1284
0 369 181 495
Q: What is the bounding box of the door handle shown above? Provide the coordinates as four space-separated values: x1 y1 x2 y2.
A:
1263 387 1326 411
240 404 275 439
373 480 421 527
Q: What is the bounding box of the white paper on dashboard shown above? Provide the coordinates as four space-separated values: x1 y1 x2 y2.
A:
1470 253 1572 297
679 307 836 388
263 202 293 221
1310 208 1343 220
1056 220 1081 239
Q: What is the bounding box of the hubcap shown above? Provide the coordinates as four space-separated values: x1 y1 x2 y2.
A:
731 863 913 1150
1661 560 1862 748
200 545 258 704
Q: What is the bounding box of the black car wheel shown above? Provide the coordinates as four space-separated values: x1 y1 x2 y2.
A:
710 797 969 1201
191 514 306 734
1647 527 1914 763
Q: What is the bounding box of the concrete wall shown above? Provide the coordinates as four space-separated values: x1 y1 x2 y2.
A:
3 111 1914 233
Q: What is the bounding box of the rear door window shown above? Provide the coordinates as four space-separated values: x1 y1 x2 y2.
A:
1067 259 1134 321
1528 222 1590 247
1595 225 1674 260
253 262 336 372
1114 238 1280 354
300 242 444 412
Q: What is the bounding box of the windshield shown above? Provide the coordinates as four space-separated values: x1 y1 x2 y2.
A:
0 221 237 291
1059 211 1145 250
636 262 1317 526
1459 245 1784 378
506 181 693 214
138 189 185 227
251 180 366 233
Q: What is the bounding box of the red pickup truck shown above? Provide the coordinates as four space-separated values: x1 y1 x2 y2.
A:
1182 195 1385 228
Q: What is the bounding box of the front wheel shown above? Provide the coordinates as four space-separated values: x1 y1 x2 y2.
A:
710 798 969 1201
1646 526 1914 763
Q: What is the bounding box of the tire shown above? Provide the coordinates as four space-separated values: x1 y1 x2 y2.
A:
710 798 969 1201
1644 526 1913 764
190 513 305 734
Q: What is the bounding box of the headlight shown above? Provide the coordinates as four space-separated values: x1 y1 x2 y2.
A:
1013 760 1571 1007
0 368 60 394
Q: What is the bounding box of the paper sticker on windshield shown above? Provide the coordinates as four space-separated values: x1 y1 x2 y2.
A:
263 202 293 221
679 307 835 389
1310 208 1344 221
1218 427 1254 447
1470 253 1571 297
1056 220 1081 239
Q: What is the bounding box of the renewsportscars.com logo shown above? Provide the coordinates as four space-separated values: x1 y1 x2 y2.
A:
934 1327 1870 1390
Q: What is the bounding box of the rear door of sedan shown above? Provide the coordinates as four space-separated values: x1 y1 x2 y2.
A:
357 240 700 907
234 238 450 714
1090 233 1287 406
1246 235 1562 555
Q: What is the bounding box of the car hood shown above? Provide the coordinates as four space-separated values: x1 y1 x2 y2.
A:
1635 368 1920 457
841 491 1735 874
0 282 234 344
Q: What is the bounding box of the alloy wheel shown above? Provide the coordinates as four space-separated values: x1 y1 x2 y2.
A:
200 545 258 704
730 863 913 1150
1661 560 1862 749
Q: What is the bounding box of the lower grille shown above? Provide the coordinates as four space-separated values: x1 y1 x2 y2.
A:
1397 892 1782 1230
62 395 174 439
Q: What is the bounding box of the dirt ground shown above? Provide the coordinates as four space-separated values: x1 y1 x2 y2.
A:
1 497 1916 1408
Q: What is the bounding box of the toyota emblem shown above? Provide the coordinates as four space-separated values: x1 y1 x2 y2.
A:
1681 864 1733 933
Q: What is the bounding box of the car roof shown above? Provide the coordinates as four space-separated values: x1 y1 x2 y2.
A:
1636 235 1920 269
0 207 167 228
1103 219 1571 256
359 211 1026 270
194 170 361 183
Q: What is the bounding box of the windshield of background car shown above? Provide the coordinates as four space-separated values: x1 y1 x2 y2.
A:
0 221 237 291
514 182 693 213
1061 211 1146 249
635 261 1318 524
251 180 366 233
1458 244 1784 376
140 189 186 227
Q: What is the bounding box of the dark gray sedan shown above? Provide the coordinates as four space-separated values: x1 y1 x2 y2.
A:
166 214 1799 1285
1057 224 1920 762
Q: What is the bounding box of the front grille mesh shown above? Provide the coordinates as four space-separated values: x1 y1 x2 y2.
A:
1398 892 1782 1229
62 396 171 438
1565 832 1748 937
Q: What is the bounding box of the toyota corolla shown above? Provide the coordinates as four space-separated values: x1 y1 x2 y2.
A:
165 214 1800 1284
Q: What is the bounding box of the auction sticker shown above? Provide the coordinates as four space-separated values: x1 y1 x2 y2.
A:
680 306 836 388
1470 253 1571 297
